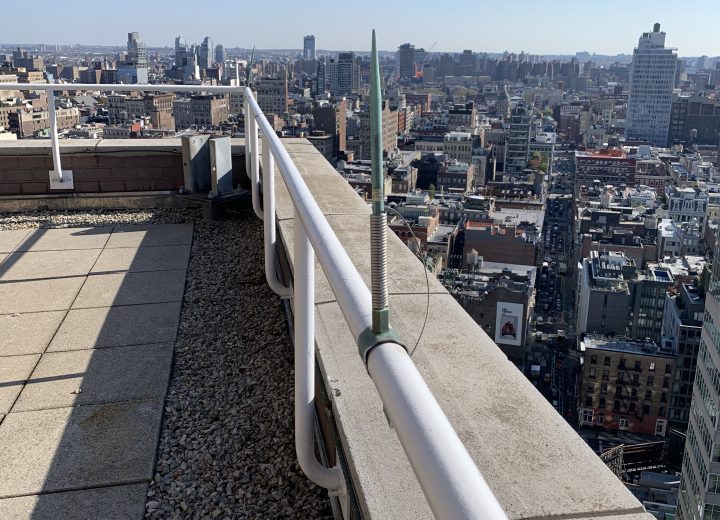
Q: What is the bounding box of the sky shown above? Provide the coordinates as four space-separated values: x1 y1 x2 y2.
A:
4 0 720 57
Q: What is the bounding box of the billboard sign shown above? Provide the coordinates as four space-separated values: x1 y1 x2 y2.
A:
495 302 524 346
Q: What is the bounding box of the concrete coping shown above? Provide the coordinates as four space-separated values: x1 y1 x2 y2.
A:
273 139 650 519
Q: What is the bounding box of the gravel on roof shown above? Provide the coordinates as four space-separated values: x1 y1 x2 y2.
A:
0 208 332 519
146 211 332 519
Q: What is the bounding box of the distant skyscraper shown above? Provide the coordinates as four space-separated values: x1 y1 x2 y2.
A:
678 238 720 519
215 44 226 64
303 35 315 61
199 36 213 69
175 35 187 67
328 52 359 97
398 43 415 79
626 23 677 146
117 32 148 84
504 104 531 174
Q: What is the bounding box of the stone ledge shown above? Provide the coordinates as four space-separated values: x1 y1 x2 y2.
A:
274 139 650 519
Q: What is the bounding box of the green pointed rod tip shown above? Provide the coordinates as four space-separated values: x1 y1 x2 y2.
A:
369 30 384 215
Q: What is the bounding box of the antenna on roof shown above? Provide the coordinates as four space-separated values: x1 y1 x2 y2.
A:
370 29 389 334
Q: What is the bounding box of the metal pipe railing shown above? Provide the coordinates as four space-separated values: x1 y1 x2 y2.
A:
245 87 507 519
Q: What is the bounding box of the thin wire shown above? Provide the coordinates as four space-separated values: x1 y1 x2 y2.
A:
386 206 431 357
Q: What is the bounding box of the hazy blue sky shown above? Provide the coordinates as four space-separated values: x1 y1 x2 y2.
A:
4 0 720 56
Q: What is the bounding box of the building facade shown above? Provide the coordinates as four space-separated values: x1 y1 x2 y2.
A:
678 244 720 519
578 335 674 436
625 24 678 146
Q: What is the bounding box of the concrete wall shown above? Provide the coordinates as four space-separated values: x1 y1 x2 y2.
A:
0 140 248 196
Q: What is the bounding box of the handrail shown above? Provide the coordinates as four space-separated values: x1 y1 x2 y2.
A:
2 81 507 518
244 87 507 519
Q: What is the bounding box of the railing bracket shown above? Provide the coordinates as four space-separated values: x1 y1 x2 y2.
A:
357 327 406 366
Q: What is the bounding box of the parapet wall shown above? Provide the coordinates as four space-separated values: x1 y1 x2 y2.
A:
0 139 247 195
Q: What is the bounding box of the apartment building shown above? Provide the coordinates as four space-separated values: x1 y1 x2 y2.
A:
578 335 674 436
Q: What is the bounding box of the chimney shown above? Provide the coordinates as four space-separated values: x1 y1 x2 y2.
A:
653 23 661 33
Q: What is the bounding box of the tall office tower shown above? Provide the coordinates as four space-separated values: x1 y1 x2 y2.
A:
315 59 326 96
199 36 213 69
215 44 226 64
626 23 678 146
678 239 720 519
328 52 359 96
303 35 316 61
398 43 415 79
174 36 185 67
504 104 531 174
117 32 148 84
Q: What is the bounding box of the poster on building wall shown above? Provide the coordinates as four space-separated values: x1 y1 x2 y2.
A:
495 302 524 346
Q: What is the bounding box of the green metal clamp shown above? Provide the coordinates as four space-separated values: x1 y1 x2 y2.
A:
357 326 407 366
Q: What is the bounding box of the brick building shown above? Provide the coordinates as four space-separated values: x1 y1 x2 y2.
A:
578 335 674 436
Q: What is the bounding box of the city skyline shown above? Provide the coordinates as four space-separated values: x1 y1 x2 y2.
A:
3 0 720 57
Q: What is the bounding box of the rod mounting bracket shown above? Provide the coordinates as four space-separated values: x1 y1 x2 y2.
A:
357 327 406 366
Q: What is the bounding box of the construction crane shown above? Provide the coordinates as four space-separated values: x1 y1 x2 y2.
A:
414 41 437 78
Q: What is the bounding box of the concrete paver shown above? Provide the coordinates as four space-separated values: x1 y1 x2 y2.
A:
0 399 164 497
72 269 186 308
0 249 101 281
14 344 173 411
0 229 30 253
0 483 147 520
0 222 191 516
105 223 193 248
0 277 86 314
0 354 40 415
91 244 191 273
48 302 181 351
0 311 66 356
15 227 112 252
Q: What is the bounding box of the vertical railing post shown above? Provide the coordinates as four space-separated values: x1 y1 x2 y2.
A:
262 134 291 297
247 92 263 220
46 87 73 189
294 214 342 492
244 93 251 180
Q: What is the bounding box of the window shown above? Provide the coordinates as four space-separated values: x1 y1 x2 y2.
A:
604 356 611 366
643 404 651 415
619 418 629 430
600 384 608 395
585 396 593 406
614 400 621 412
633 374 639 385
599 397 606 408
616 386 623 397
663 378 669 388
589 367 596 378
629 403 636 413
665 364 672 374
618 372 625 383
602 369 609 381
619 358 626 369
634 360 642 371
597 414 604 424
590 355 597 365
645 390 652 400
582 409 593 423
586 383 594 392
649 362 656 372
659 406 665 417
647 375 654 386
709 474 720 494
661 393 667 403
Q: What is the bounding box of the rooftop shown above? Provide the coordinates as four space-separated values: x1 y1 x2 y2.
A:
580 335 674 358
0 128 652 517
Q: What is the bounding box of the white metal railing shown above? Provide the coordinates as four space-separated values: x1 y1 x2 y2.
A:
2 82 506 519
0 82 243 190
244 88 506 519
